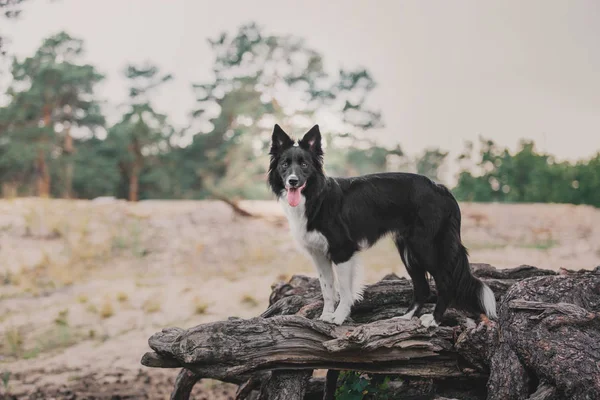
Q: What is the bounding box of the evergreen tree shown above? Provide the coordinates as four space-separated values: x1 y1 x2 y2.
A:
0 31 105 197
416 148 449 182
185 23 384 199
105 63 173 201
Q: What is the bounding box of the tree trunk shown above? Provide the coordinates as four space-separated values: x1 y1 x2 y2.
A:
140 265 599 399
36 106 52 197
128 166 139 202
259 370 312 400
62 126 74 199
486 275 600 400
36 148 50 197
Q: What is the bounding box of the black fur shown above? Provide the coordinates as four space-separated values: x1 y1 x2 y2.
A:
268 124 497 323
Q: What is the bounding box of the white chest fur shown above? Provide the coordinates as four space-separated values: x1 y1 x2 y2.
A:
279 195 329 255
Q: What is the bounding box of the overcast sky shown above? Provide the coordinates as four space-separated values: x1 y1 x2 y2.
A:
3 0 600 182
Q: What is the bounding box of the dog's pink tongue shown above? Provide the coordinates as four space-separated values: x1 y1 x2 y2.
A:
287 188 301 207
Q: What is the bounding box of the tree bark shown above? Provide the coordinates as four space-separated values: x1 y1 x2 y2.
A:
141 264 600 399
36 106 52 197
486 274 600 400
128 165 139 202
36 149 51 198
170 368 202 400
259 370 312 400
62 125 74 199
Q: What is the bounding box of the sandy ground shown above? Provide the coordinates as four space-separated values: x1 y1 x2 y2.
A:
0 198 598 399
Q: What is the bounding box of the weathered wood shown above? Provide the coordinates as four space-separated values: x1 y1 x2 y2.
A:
528 383 558 400
236 371 271 400
264 264 558 325
141 264 600 399
487 273 600 400
143 315 480 378
259 370 312 400
171 369 202 400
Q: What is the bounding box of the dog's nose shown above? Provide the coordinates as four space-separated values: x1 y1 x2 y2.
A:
287 177 299 187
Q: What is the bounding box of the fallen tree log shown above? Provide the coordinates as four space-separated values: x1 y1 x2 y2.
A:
141 264 600 399
486 273 600 400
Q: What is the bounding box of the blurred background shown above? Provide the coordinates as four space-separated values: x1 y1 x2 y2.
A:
0 1 599 398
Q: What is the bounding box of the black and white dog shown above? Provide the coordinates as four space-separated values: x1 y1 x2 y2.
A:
268 124 497 326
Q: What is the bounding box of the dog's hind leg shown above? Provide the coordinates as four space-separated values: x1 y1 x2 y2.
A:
394 237 430 320
310 252 337 323
406 230 446 327
331 253 363 325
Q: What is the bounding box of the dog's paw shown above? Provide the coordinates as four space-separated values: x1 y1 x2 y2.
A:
419 313 439 328
331 312 348 325
318 312 335 323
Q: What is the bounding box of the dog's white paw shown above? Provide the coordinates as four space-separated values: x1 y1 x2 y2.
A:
419 314 439 328
331 312 348 325
318 312 335 323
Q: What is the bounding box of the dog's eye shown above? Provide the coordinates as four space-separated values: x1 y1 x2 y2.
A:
301 162 308 168
281 162 289 168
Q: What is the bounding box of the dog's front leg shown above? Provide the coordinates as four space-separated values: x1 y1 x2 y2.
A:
310 252 337 322
332 255 363 325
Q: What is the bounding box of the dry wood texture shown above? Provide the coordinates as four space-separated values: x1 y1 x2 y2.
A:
141 264 600 399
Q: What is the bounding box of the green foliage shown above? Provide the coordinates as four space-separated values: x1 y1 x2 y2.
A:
2 24 599 205
103 63 174 201
0 31 105 197
335 371 391 400
453 138 600 207
184 22 386 198
416 148 448 181
1 370 10 390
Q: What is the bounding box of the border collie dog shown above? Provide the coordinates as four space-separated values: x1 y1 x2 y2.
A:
268 124 497 326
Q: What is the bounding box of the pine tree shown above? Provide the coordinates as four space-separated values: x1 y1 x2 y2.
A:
105 63 173 201
186 22 384 198
0 31 105 197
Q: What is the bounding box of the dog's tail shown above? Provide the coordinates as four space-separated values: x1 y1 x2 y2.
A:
439 189 497 319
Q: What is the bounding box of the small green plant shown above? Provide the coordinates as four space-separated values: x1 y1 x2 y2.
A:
142 297 161 313
111 235 128 251
335 371 390 400
100 299 114 319
54 309 69 326
116 292 129 302
4 327 24 357
240 294 259 308
193 296 210 315
518 238 558 251
86 303 98 314
2 370 10 390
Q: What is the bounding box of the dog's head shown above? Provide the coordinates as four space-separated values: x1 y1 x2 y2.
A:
267 124 324 207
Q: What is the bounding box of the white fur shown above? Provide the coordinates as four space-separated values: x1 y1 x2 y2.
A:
419 313 438 327
279 193 334 322
279 194 328 255
480 283 498 319
332 255 364 325
310 252 337 321
279 193 365 325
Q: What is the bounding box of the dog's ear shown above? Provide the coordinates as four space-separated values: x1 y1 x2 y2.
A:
299 125 322 155
270 124 294 155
